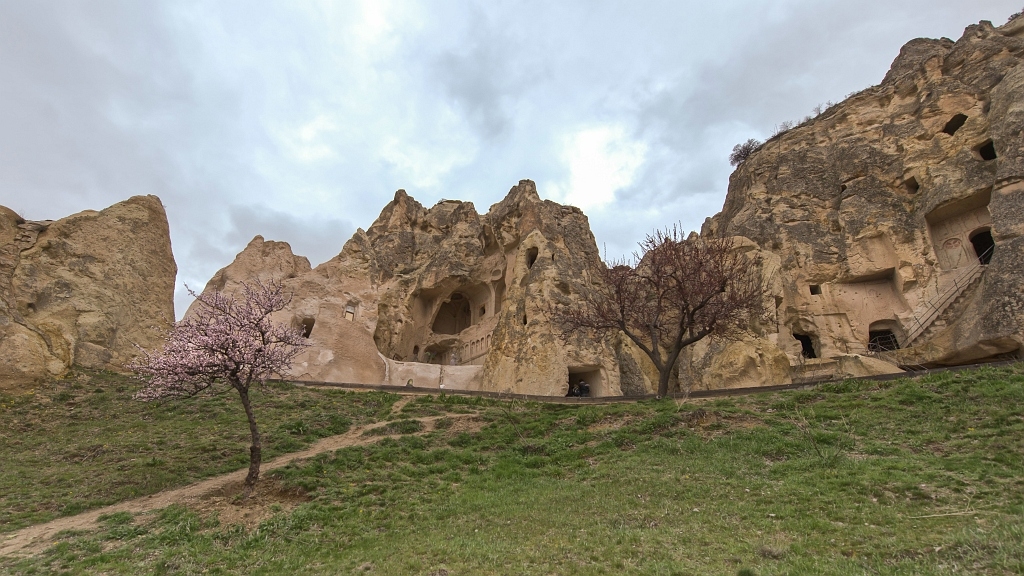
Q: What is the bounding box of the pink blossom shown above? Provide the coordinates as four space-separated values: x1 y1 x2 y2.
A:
130 280 307 400
129 279 308 495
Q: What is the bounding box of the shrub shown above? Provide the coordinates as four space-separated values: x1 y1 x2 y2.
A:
729 138 762 166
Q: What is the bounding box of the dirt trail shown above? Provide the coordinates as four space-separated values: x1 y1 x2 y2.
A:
0 396 477 558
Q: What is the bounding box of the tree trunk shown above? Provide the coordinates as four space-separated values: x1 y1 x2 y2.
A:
237 387 261 497
657 368 671 398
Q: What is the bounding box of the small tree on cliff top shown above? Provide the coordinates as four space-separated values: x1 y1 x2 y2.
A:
552 229 765 397
730 138 762 166
130 280 307 496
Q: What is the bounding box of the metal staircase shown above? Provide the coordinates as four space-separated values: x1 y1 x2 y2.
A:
900 246 991 348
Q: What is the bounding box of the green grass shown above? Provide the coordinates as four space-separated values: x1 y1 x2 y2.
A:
3 365 1024 575
0 369 399 533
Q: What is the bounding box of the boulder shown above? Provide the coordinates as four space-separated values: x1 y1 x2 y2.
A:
0 195 176 391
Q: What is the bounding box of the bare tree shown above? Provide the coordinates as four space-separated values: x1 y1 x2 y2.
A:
552 229 765 397
130 280 308 497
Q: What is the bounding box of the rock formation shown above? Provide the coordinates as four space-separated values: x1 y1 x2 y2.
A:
15 16 1015 396
198 17 1024 394
700 17 1024 383
0 196 177 391
194 181 652 397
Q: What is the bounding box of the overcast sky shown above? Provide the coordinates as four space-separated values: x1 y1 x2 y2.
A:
1 1 1019 317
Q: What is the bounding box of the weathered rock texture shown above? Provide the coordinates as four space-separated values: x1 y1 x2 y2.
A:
0 196 177 390
196 181 648 396
194 17 1024 394
701 17 1024 382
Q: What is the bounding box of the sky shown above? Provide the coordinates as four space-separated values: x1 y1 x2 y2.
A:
1 1 1020 318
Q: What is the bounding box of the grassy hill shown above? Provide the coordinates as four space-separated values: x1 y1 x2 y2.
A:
1 365 1022 575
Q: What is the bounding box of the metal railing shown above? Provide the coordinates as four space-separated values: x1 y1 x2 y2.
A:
900 245 992 347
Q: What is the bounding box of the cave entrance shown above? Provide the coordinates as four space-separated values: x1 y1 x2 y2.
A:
868 320 902 353
793 333 817 359
969 229 994 265
300 318 315 338
567 367 601 397
432 293 473 335
868 330 900 352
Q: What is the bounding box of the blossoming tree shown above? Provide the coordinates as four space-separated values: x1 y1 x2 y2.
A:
551 229 765 397
131 280 308 496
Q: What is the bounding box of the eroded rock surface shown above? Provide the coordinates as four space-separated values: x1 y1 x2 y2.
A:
702 17 1024 379
196 181 647 396
0 196 177 391
193 18 1024 395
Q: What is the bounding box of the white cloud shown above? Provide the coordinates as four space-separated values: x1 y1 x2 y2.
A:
279 114 338 163
550 125 647 212
2 0 1020 321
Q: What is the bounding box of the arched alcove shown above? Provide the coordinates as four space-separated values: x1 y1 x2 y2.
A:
526 247 539 269
867 320 901 352
432 293 473 335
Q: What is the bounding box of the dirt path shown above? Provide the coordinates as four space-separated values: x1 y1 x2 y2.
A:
0 396 478 558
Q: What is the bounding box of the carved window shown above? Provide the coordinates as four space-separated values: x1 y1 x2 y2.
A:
941 114 968 136
976 140 996 161
526 247 539 269
300 318 315 338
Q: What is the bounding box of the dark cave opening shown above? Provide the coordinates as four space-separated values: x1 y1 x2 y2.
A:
970 229 995 265
793 333 817 359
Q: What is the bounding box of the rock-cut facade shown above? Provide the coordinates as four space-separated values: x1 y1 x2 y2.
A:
191 181 654 397
695 17 1024 387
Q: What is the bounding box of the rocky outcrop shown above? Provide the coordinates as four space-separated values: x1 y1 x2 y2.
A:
703 17 1024 374
0 196 177 391
196 180 645 396
193 17 1024 394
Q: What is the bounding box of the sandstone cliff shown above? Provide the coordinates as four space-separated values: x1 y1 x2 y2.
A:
701 17 1024 380
191 17 1024 394
195 180 651 396
0 196 177 390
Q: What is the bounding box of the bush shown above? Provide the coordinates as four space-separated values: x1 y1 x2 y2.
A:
729 138 762 166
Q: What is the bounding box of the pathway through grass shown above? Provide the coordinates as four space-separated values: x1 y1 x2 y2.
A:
1 365 1022 574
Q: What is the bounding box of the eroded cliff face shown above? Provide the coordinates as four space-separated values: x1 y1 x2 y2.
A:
197 181 649 396
702 17 1024 378
0 196 177 390
192 18 1024 394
